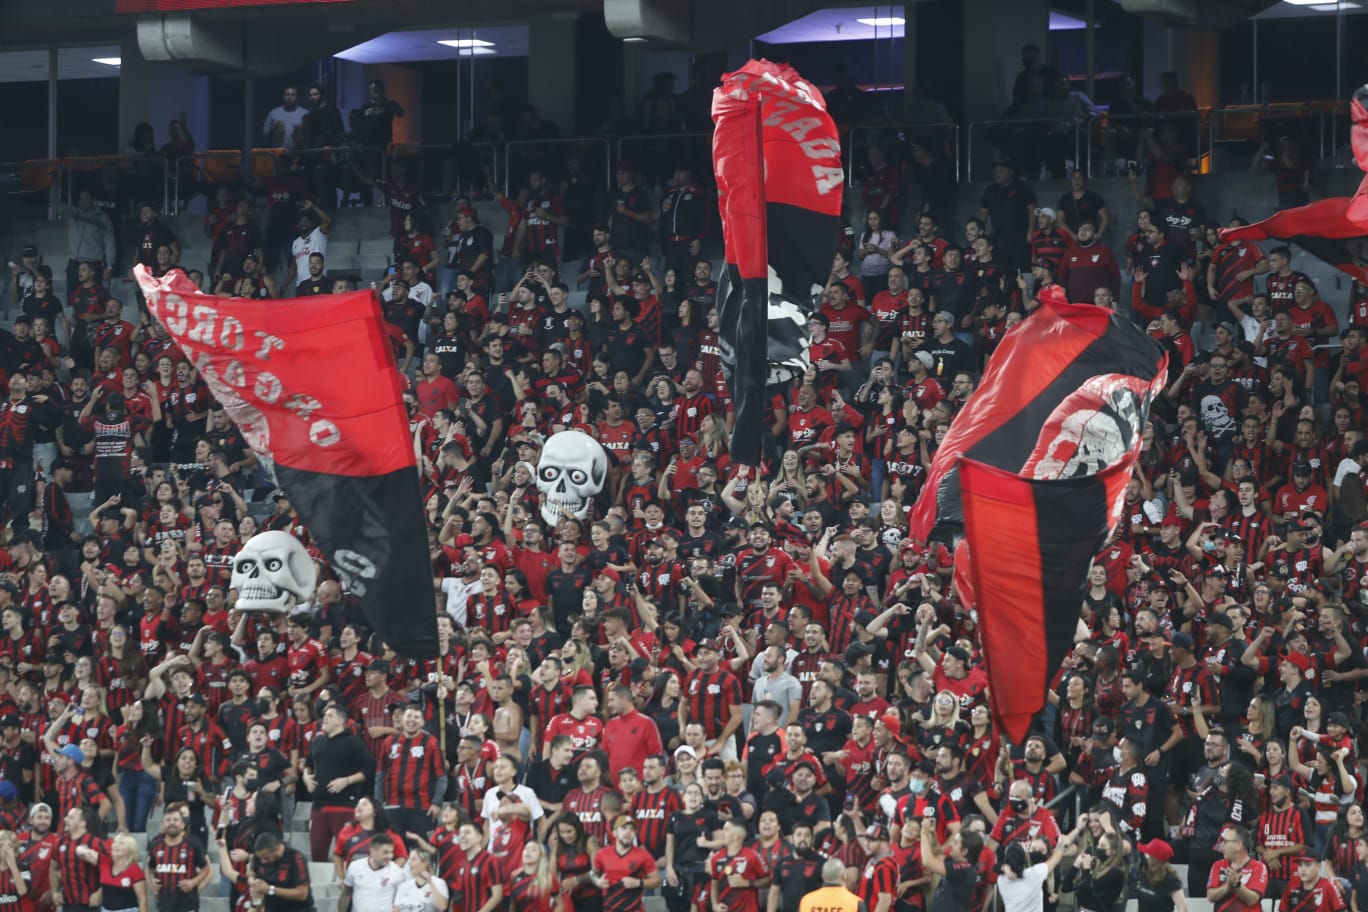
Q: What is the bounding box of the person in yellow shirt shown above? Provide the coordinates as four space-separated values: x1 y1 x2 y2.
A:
797 858 866 912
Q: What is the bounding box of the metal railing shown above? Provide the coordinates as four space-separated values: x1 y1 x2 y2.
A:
387 141 498 200
59 154 168 212
966 117 1083 181
503 137 612 196
1207 102 1343 171
845 121 960 187
1084 109 1203 178
171 150 276 214
615 132 713 180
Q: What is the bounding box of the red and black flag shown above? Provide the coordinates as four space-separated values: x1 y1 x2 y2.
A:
909 286 1167 541
914 287 1166 742
133 266 438 659
712 59 844 467
1221 84 1368 284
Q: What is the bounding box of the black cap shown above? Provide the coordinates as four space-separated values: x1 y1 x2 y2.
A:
1329 711 1352 728
367 659 391 674
0 715 18 728
1293 459 1313 475
20 246 36 257
185 694 207 706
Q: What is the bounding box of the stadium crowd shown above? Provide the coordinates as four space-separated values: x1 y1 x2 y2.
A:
1 75 1368 912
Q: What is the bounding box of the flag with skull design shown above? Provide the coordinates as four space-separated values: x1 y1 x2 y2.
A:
133 266 439 659
911 287 1167 743
711 60 844 468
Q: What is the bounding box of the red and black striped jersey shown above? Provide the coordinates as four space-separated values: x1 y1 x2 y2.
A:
630 785 681 857
682 668 742 740
708 847 770 912
54 770 104 821
1258 804 1309 879
858 853 899 912
54 832 102 903
446 848 502 912
506 871 558 912
379 731 444 809
146 834 207 899
563 784 611 845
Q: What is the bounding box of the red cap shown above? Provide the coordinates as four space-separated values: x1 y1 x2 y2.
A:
599 567 621 583
1282 651 1315 679
1137 839 1173 864
878 713 904 739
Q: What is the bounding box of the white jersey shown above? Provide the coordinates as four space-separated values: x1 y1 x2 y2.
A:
344 858 405 912
291 227 328 286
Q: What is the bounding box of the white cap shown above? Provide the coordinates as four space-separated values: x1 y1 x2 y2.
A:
1036 207 1057 221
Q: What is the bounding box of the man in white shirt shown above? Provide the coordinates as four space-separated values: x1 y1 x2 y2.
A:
262 86 309 151
287 202 330 290
480 755 544 845
438 543 482 626
341 833 404 912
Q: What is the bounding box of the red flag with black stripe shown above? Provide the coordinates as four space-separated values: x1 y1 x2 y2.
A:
1221 85 1368 284
956 458 1133 742
919 289 1166 743
133 266 438 659
909 286 1167 542
712 59 844 467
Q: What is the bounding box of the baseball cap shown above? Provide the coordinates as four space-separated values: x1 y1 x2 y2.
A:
1136 839 1173 864
1329 711 1352 728
1207 613 1234 630
271 489 288 502
674 745 697 759
1271 774 1295 789
0 781 16 801
1170 632 1194 651
695 638 721 653
185 694 207 706
1282 652 1314 678
58 745 84 764
864 822 888 840
913 351 934 370
613 814 637 830
367 659 391 674
0 715 17 728
1035 207 1056 221
1293 459 1313 475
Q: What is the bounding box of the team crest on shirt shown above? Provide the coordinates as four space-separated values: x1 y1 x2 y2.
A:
410 745 425 758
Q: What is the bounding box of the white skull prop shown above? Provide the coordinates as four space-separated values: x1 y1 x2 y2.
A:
536 430 609 525
230 530 317 613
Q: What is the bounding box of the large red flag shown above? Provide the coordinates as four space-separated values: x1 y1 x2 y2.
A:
133 266 438 658
932 289 1167 743
712 60 844 467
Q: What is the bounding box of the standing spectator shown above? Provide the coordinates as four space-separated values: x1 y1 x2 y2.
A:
1206 824 1269 910
707 817 769 912
51 807 102 911
303 704 376 863
1060 220 1120 305
445 821 504 912
145 801 211 912
977 161 1035 271
590 816 661 910
57 191 117 295
392 847 448 912
1055 170 1110 238
378 704 446 840
609 163 654 266
854 211 898 299
341 834 403 912
660 165 708 279
248 831 314 912
262 87 308 151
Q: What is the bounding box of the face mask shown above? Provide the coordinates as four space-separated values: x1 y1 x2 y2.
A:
1008 797 1028 814
1113 747 1124 764
909 778 927 795
1202 540 1217 553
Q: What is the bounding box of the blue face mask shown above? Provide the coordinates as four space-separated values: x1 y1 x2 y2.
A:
909 778 927 795
1202 540 1217 552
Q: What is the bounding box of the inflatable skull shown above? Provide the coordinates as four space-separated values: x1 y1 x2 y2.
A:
536 430 608 525
230 530 318 613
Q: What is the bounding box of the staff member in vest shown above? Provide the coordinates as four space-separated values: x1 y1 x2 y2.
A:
799 858 865 912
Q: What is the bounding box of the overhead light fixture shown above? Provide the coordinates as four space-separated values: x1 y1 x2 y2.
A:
456 47 496 56
856 16 905 26
1308 1 1358 7
92 57 122 66
437 38 494 48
